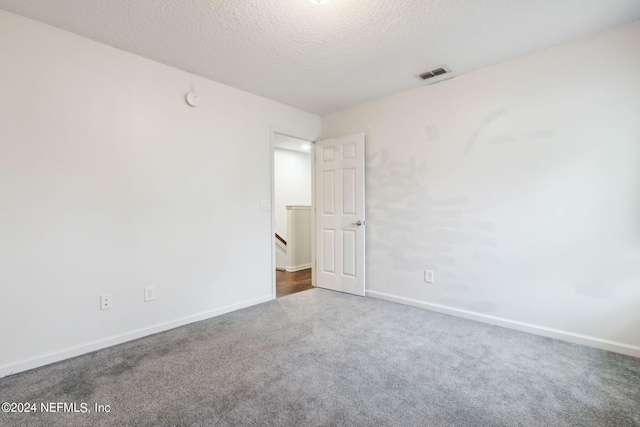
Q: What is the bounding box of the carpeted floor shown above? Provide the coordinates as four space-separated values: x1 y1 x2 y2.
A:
1 288 639 427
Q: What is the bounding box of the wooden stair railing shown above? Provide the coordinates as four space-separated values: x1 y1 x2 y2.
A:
275 233 287 246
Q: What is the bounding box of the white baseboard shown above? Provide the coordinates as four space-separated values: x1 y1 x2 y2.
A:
0 294 273 378
286 263 311 272
366 290 640 359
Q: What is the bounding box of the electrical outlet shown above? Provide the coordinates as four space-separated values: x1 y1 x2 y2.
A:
144 286 156 302
424 270 434 283
100 294 112 310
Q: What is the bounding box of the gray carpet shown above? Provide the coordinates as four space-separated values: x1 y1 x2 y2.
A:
1 289 639 427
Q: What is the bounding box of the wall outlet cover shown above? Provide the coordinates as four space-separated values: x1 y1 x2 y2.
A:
100 294 112 310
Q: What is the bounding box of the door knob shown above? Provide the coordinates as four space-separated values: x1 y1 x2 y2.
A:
351 220 365 226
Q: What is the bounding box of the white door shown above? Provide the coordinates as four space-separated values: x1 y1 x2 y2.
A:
315 133 365 296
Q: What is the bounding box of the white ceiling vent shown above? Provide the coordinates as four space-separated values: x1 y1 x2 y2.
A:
419 66 450 81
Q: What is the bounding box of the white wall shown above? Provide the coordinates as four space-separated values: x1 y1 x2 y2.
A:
275 241 287 271
273 148 312 241
0 11 320 376
286 206 312 271
322 22 640 357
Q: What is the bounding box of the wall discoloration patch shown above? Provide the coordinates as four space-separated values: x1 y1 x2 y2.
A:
472 221 496 232
574 282 616 299
474 251 502 267
366 150 499 292
464 109 508 154
526 130 555 140
481 237 499 249
431 229 480 244
491 135 518 145
426 125 439 142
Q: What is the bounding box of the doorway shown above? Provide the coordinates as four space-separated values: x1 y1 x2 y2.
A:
272 133 314 298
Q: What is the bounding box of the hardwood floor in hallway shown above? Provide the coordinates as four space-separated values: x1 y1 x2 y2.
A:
276 268 313 298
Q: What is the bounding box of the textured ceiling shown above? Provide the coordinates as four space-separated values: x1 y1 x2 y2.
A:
1 0 639 115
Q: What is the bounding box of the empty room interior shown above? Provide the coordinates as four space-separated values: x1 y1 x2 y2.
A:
1 1 639 426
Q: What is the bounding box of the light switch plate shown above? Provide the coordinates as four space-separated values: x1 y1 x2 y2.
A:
425 270 434 283
260 199 271 211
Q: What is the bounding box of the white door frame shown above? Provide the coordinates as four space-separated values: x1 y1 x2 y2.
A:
270 127 317 299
